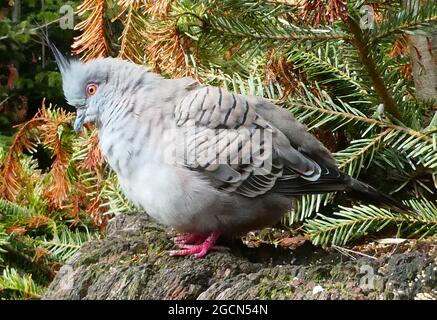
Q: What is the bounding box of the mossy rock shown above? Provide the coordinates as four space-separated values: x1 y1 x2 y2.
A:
43 213 436 300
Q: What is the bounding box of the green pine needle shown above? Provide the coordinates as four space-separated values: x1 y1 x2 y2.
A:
305 199 437 247
0 267 45 299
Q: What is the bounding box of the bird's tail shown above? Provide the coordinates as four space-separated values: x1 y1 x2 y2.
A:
347 178 416 215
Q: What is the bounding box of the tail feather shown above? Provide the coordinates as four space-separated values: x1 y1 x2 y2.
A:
347 178 416 214
273 166 416 214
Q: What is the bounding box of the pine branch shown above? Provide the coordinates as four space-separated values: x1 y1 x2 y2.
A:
284 45 370 102
0 226 8 263
72 0 111 60
0 267 45 299
335 129 390 177
0 199 56 235
290 98 436 169
69 126 109 227
40 114 75 209
384 127 437 169
144 0 173 16
198 4 350 43
285 193 333 224
346 17 401 120
205 18 349 42
0 105 74 203
0 112 45 201
140 9 198 77
372 1 437 41
0 199 34 218
288 100 432 145
117 1 149 64
36 227 96 262
99 170 135 216
305 200 437 246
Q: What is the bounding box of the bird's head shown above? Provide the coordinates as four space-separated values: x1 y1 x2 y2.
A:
45 37 147 132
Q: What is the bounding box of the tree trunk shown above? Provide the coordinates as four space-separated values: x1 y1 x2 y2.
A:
408 34 437 101
405 0 437 101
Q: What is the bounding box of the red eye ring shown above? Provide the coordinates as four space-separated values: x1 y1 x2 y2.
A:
86 83 98 96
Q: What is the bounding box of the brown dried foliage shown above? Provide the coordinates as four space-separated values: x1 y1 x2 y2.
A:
242 228 309 249
145 22 195 78
117 1 185 70
390 35 413 80
0 104 74 207
76 130 108 227
0 102 110 229
390 35 409 58
117 0 142 9
69 173 107 229
400 63 413 80
6 225 26 236
224 43 241 61
301 0 347 25
117 1 148 63
68 126 108 227
0 110 45 201
313 129 347 153
40 118 73 208
137 0 197 77
264 49 308 98
78 129 105 172
72 0 110 61
24 215 53 230
33 247 50 263
85 194 108 229
144 0 173 17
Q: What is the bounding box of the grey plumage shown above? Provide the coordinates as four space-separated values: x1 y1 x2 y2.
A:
47 41 412 257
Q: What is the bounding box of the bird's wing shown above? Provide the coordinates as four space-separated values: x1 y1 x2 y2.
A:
173 85 347 197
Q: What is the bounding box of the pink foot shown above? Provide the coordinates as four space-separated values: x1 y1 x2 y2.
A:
169 231 221 258
172 233 207 245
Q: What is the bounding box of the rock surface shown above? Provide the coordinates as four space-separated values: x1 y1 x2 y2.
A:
43 213 436 300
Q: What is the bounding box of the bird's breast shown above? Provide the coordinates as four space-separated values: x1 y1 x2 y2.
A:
97 125 221 230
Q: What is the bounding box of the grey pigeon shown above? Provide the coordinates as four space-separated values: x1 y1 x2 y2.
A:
47 40 412 258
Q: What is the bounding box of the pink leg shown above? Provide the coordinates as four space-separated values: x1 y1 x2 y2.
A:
169 231 221 258
172 233 207 245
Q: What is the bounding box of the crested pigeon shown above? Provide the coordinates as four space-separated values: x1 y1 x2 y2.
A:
47 40 412 258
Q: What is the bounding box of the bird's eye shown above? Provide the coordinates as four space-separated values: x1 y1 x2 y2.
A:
86 83 98 96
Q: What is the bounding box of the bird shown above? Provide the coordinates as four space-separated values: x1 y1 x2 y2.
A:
46 38 414 258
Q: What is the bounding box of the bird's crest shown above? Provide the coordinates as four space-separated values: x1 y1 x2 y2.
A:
41 28 72 75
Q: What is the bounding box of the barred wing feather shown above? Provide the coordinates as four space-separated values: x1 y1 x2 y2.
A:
173 85 337 198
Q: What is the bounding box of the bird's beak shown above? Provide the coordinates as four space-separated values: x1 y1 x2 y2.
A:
73 108 86 133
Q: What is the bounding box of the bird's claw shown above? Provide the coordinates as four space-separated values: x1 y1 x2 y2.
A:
171 233 207 245
169 231 221 258
169 245 210 259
